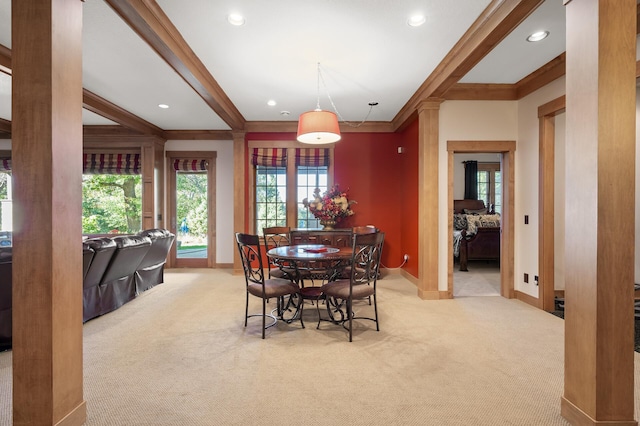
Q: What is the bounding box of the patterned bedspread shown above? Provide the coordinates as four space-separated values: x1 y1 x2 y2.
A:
453 230 463 258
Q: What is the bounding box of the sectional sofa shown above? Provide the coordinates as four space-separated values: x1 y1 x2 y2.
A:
0 228 175 351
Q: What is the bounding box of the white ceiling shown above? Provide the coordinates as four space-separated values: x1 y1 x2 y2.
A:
0 0 567 131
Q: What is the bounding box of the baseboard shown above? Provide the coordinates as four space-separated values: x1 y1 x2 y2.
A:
515 290 540 308
55 400 86 426
561 396 638 425
399 269 419 286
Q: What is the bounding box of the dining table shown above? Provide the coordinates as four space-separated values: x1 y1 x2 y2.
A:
266 244 353 322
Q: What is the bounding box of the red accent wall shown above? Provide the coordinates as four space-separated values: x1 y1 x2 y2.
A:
397 119 419 278
246 129 419 276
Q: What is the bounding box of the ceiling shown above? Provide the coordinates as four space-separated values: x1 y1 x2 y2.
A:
0 0 568 137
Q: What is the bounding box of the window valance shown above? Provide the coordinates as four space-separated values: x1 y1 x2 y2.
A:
173 159 208 171
0 158 10 172
83 153 141 175
295 148 329 167
251 148 287 168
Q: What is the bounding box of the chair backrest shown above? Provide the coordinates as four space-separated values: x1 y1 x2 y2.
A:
236 233 265 285
349 231 385 286
353 225 378 235
262 226 291 249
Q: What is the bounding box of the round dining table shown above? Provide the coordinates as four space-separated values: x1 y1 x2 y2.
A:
266 244 353 323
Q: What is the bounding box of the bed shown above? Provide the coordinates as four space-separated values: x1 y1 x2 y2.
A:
453 199 500 272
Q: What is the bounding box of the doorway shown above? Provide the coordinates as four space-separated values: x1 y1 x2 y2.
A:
538 96 566 311
166 151 217 268
452 153 502 297
447 140 515 298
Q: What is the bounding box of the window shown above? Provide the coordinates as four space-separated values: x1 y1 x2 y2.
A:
255 165 287 232
250 145 332 234
477 163 501 214
0 171 11 237
82 152 142 234
297 165 328 229
82 174 142 234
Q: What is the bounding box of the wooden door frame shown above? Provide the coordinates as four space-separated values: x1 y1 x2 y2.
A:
538 96 566 311
166 151 217 268
447 140 516 298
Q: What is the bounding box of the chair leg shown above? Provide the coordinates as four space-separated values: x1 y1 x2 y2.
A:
299 295 305 329
245 291 249 327
262 297 266 339
348 299 353 342
373 294 379 331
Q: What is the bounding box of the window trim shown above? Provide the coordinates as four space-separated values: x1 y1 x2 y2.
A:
247 140 334 234
477 162 501 211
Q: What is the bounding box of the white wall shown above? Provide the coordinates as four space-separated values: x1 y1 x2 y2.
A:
439 100 518 291
164 140 235 265
0 140 10 149
515 76 566 297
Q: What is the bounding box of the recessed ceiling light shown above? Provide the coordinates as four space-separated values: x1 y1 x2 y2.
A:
407 15 426 27
158 104 169 109
227 13 245 26
267 100 277 106
527 30 549 42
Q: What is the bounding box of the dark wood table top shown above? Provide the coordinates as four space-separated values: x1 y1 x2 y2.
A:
266 244 352 261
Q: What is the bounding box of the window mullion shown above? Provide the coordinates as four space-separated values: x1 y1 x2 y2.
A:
286 149 297 228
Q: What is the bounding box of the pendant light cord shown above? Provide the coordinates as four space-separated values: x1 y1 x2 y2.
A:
316 62 376 128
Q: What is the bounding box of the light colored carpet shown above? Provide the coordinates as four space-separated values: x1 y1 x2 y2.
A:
1 268 640 425
453 260 500 297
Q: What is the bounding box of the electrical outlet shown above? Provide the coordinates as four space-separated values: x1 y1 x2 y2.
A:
534 275 539 286
524 273 529 283
403 254 409 262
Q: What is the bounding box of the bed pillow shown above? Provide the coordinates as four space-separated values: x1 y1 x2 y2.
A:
453 214 467 230
463 207 488 215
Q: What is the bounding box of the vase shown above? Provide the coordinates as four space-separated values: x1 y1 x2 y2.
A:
320 219 337 230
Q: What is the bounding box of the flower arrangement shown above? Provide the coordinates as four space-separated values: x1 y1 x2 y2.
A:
302 185 356 223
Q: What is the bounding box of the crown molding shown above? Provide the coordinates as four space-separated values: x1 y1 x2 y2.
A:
162 130 234 140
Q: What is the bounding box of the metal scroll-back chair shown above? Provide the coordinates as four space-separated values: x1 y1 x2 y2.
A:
235 232 303 339
262 226 296 281
319 231 385 342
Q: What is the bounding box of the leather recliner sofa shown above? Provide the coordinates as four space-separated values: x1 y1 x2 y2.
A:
0 229 175 351
135 228 176 294
0 247 12 351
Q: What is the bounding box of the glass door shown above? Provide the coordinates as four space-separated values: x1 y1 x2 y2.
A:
167 152 216 268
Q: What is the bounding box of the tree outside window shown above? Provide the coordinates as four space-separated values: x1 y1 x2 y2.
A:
82 174 142 234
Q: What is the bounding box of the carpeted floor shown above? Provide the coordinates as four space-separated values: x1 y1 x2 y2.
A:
1 269 640 425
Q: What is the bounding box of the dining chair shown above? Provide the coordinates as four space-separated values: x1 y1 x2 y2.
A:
262 226 295 280
318 231 385 341
236 232 303 338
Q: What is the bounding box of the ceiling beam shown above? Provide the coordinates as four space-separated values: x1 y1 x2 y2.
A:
392 0 545 131
83 89 164 138
443 83 517 100
0 44 10 76
515 52 565 98
0 118 10 134
1 43 163 137
105 0 246 131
